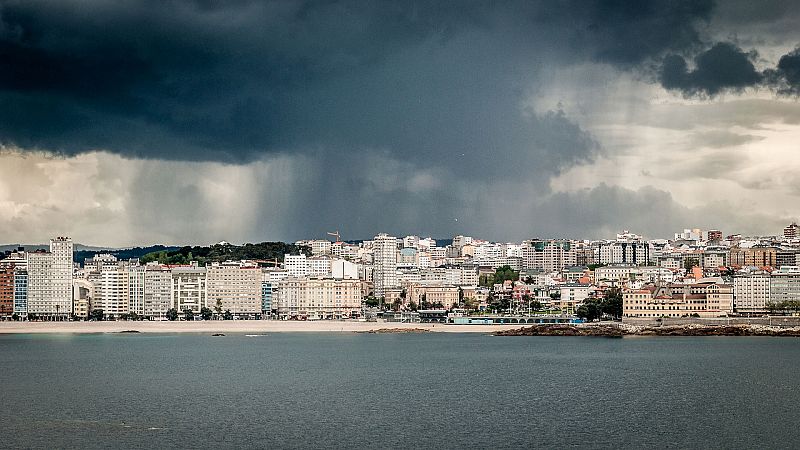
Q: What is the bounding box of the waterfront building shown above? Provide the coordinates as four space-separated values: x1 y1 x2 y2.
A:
769 266 800 305
623 282 733 318
171 266 207 314
143 264 172 319
275 277 361 320
733 271 771 314
72 278 94 319
373 233 398 297
206 262 262 318
406 284 460 308
0 266 13 318
26 237 73 319
13 268 27 318
93 262 131 318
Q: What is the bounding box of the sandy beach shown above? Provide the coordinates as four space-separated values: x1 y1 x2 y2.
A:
0 320 526 334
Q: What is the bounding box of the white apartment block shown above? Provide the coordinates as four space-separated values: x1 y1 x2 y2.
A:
144 264 172 319
206 262 262 316
26 237 73 318
171 266 207 313
308 256 333 277
285 254 309 277
733 272 771 314
373 233 398 297
596 241 650 265
95 263 130 317
275 277 362 319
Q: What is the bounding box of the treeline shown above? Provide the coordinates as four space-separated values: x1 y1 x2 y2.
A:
139 242 311 265
75 245 179 264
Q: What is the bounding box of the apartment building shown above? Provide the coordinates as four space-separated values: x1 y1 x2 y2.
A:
206 262 262 317
275 277 361 320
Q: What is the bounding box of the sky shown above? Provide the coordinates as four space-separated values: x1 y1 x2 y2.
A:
1 0 800 246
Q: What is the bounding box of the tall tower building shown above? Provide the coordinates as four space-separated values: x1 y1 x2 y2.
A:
373 233 398 297
27 237 73 319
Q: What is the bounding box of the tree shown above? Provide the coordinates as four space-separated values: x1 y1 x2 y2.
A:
392 298 402 312
214 299 223 318
166 308 179 321
576 299 602 322
530 300 543 311
419 293 432 310
602 287 623 319
223 309 234 320
364 296 380 308
407 301 418 311
463 297 478 311
89 309 104 321
183 309 195 321
684 258 700 271
11 312 19 321
200 307 213 320
128 312 139 321
432 301 444 309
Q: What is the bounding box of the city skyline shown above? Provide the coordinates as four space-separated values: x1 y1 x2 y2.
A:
1 1 800 247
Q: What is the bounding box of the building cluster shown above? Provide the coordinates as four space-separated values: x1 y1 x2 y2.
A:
5 223 800 321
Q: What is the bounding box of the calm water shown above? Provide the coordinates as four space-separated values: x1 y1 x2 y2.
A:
1 333 799 449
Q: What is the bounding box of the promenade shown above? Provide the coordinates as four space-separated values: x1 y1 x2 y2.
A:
0 320 526 334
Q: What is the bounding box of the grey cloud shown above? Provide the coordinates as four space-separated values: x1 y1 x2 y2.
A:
660 42 762 97
0 0 713 165
689 130 765 148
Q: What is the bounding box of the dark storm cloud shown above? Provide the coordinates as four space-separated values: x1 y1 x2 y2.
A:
659 42 800 97
0 0 713 165
659 42 762 97
767 48 800 96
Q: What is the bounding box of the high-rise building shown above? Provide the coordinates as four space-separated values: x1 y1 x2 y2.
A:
95 263 130 318
144 264 172 319
707 230 723 242
0 266 14 318
522 240 576 273
733 272 771 314
373 233 398 297
13 267 27 318
26 237 73 319
171 266 207 314
206 262 262 318
784 223 799 239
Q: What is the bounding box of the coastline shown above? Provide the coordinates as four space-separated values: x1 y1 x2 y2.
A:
3 321 800 336
0 321 527 334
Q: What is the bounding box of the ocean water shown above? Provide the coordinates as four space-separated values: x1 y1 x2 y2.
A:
1 332 800 449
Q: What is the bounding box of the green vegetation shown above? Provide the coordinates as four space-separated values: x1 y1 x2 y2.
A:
576 287 623 321
140 242 311 265
767 300 800 314
89 309 105 321
479 265 519 287
200 307 213 320
684 258 700 271
183 309 195 321
166 308 178 321
222 310 234 320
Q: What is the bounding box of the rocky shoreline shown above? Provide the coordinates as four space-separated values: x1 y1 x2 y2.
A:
493 324 800 337
358 328 432 334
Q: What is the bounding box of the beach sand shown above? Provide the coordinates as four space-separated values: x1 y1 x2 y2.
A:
0 320 525 334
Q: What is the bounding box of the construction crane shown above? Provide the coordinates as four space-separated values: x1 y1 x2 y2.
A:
327 230 342 243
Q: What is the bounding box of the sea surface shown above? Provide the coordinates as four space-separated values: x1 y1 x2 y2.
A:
1 332 799 449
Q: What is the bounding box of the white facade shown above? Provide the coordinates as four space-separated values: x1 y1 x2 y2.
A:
206 263 262 316
26 237 73 318
275 277 362 319
733 273 771 314
171 267 207 313
285 254 309 278
373 233 398 297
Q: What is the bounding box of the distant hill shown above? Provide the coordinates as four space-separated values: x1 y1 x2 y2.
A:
75 245 181 265
139 242 310 266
